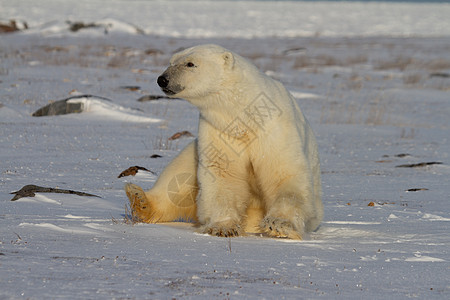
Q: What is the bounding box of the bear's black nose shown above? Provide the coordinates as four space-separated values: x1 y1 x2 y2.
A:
157 75 169 88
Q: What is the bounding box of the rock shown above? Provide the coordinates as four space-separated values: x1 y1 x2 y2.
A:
67 21 100 32
168 131 194 140
10 184 100 201
32 95 111 117
430 72 450 78
282 47 307 55
0 20 28 34
66 19 145 35
137 95 179 102
120 86 141 92
32 99 83 117
396 162 442 168
406 188 429 192
118 166 155 178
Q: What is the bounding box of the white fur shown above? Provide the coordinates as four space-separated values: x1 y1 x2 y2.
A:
125 44 323 239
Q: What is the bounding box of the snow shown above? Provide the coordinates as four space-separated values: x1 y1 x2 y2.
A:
1 0 449 299
2 0 450 38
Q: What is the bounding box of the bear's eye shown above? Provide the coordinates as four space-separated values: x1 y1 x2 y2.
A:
186 62 195 68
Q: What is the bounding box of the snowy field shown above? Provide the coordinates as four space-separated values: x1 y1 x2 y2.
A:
1 0 450 299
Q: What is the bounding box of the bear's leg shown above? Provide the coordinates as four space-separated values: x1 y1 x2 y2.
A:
259 174 316 240
196 164 252 237
125 140 199 223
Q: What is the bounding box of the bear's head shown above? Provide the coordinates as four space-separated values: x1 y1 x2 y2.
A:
157 44 235 101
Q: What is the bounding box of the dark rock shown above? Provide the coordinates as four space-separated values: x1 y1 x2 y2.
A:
430 73 450 78
120 86 141 92
137 95 178 102
66 20 145 35
282 47 307 55
396 162 442 168
32 99 83 117
67 21 100 32
406 188 429 192
118 166 156 178
0 20 28 34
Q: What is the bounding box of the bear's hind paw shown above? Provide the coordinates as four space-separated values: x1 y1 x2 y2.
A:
124 183 153 223
261 217 303 240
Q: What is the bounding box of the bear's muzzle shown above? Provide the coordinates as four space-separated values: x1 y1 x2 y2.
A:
157 72 184 96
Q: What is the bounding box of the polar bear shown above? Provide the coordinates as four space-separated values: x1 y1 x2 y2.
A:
125 44 323 239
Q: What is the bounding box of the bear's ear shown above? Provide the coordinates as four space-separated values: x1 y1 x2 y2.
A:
223 51 235 69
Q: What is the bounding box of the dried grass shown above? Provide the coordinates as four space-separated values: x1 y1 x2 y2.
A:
425 59 450 71
294 55 339 69
112 204 140 225
375 56 450 72
374 56 414 71
403 73 423 85
345 55 368 65
320 95 389 126
152 134 176 151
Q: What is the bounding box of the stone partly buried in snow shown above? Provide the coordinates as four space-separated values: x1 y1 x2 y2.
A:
66 19 145 35
32 95 112 117
0 20 28 34
32 95 162 123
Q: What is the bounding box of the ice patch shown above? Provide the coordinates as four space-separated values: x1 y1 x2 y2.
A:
63 214 89 219
421 213 450 222
276 238 303 244
388 214 398 220
360 255 378 261
290 91 322 100
405 254 445 262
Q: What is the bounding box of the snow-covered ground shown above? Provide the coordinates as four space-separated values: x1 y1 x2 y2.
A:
2 0 450 38
1 0 449 299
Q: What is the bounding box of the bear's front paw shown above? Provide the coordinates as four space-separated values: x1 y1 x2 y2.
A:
261 217 303 240
202 222 243 238
124 183 153 223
